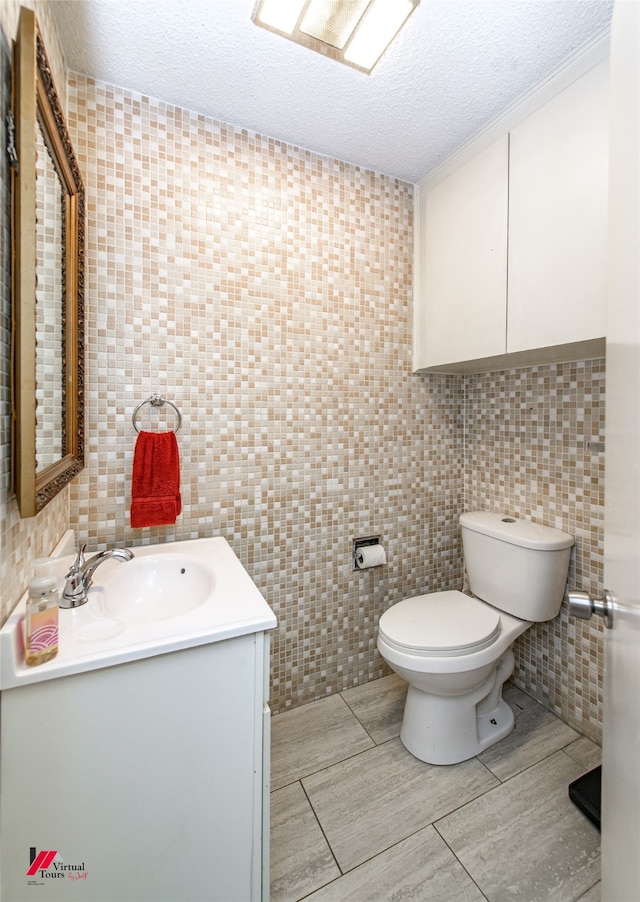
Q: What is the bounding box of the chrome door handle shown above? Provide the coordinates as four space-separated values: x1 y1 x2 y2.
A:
566 588 614 629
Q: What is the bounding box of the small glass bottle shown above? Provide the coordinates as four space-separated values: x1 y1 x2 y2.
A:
25 559 59 666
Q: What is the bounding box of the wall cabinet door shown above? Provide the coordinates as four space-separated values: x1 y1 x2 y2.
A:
414 136 509 369
507 60 609 353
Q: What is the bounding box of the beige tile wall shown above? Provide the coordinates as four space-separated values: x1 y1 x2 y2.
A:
66 74 464 713
465 359 606 743
0 0 70 626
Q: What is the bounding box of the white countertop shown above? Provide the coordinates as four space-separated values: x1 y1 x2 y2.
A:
0 536 276 690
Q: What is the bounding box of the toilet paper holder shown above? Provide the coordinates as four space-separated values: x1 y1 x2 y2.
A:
353 535 383 570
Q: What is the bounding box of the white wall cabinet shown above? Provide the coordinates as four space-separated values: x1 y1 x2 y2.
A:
414 57 609 373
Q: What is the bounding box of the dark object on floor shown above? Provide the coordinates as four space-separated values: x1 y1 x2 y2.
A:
569 765 601 831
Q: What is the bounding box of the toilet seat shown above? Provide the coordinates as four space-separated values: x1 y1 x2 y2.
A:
379 590 501 657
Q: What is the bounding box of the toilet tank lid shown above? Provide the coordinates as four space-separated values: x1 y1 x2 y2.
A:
460 511 574 551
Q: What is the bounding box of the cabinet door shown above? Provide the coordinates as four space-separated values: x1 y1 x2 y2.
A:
507 60 609 353
414 136 508 369
0 637 264 902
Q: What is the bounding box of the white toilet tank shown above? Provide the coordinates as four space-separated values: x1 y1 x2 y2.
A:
460 512 574 622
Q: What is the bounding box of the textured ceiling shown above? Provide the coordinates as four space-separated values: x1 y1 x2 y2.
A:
51 0 614 183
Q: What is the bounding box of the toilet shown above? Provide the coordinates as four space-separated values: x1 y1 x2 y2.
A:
377 511 574 765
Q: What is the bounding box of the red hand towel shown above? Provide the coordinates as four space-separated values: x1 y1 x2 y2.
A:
130 431 182 528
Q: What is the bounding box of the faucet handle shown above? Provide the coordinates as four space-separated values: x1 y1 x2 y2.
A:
66 543 87 577
61 545 88 609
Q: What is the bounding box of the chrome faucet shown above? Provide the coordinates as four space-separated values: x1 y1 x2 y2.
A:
60 544 135 608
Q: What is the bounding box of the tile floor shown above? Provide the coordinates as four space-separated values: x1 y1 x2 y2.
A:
270 675 601 902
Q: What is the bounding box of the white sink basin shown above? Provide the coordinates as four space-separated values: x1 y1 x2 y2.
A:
0 535 277 689
99 554 215 623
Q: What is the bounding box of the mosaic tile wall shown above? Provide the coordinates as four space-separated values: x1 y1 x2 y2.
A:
464 359 606 743
65 74 464 712
0 0 70 626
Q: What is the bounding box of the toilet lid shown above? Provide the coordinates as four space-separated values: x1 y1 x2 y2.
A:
379 590 501 657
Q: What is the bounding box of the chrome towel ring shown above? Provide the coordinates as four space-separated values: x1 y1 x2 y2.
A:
132 394 182 434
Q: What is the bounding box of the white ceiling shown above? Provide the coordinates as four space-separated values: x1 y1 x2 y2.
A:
51 0 614 183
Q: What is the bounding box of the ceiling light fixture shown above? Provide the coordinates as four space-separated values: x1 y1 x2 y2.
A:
251 0 420 74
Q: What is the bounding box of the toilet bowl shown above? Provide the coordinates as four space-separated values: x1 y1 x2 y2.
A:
377 512 573 765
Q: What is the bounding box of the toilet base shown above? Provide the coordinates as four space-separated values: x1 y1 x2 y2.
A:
476 698 514 753
399 653 516 766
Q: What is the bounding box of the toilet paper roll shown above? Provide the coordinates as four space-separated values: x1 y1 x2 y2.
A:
355 544 387 569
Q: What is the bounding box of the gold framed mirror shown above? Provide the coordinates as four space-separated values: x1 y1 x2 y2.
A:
11 7 85 518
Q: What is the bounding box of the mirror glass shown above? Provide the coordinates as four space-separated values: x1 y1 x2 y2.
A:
35 114 65 470
11 8 85 517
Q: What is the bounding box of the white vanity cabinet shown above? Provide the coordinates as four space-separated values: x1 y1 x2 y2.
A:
414 56 609 373
0 535 276 902
0 633 271 902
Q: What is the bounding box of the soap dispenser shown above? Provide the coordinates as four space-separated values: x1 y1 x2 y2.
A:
25 559 59 666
